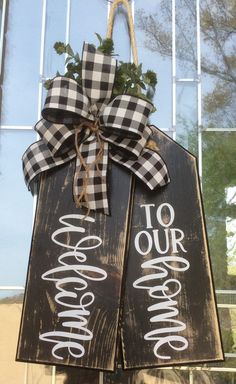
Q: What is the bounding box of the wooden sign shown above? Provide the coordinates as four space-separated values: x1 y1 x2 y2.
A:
16 160 132 371
121 126 224 368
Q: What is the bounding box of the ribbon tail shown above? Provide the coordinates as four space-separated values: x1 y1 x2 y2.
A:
73 139 110 215
110 148 170 190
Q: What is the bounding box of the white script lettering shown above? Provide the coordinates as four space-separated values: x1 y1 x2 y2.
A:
39 214 107 360
133 204 190 360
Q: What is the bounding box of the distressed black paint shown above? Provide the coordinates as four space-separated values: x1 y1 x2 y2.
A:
121 126 224 369
16 160 132 371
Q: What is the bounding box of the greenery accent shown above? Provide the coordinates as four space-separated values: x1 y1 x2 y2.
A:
44 34 157 109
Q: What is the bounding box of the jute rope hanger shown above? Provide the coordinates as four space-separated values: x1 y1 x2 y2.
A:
106 0 139 66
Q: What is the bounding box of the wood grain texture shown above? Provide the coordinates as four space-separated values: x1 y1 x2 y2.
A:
121 126 224 369
16 159 132 371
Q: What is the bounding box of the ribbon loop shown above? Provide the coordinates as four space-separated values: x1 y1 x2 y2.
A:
100 95 153 140
100 125 152 159
42 77 91 124
35 119 75 157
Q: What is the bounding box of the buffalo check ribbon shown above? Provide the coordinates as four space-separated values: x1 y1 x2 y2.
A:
22 43 170 214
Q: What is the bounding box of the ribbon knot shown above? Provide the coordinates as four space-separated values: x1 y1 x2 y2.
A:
22 43 170 215
74 118 104 213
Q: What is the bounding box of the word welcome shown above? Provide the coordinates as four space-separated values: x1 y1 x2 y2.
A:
133 203 190 360
39 214 107 360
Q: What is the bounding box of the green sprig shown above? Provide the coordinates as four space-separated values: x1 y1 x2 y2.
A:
44 34 158 109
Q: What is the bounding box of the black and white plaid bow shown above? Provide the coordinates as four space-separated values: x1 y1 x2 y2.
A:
22 43 170 214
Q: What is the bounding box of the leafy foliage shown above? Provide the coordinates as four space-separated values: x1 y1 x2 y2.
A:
44 34 158 107
44 42 82 89
95 33 115 56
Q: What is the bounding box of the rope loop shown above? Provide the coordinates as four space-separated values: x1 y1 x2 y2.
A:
106 0 139 66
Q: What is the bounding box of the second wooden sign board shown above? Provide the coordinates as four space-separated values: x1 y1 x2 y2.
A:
16 126 224 375
122 126 223 368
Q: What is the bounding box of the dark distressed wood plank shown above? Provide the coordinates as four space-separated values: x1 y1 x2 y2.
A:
121 126 224 369
16 159 132 371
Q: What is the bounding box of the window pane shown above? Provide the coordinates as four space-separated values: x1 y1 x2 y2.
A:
132 369 189 383
207 356 236 369
135 0 172 128
193 370 236 384
70 0 108 56
218 307 236 355
0 130 35 285
0 290 53 384
176 83 198 155
43 0 68 78
202 132 236 289
0 291 26 383
201 0 236 129
1 0 42 125
175 0 197 78
43 0 109 102
111 3 132 62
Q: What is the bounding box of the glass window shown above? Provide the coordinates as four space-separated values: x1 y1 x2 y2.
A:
176 83 198 154
110 3 132 61
0 290 53 384
44 0 68 78
201 0 236 129
217 307 236 356
0 130 35 285
135 0 172 129
202 132 236 289
193 370 236 384
0 291 26 383
175 0 197 79
1 0 42 126
70 0 108 55
133 368 189 383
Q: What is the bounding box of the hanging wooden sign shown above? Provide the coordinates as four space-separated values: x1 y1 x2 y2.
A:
16 160 132 371
121 126 224 369
16 3 223 370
